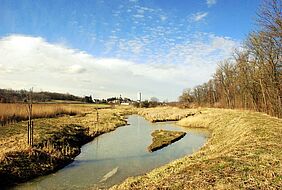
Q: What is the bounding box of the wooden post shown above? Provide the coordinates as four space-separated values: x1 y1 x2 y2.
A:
31 121 34 147
139 92 142 108
27 121 30 145
96 108 99 123
26 88 34 147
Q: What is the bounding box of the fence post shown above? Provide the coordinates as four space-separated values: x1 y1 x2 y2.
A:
26 88 34 147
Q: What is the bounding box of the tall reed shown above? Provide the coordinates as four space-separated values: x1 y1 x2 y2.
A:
0 103 84 126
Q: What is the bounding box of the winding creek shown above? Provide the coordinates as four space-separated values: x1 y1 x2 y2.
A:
13 115 209 190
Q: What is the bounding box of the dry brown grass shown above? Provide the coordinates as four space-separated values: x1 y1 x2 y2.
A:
0 105 137 162
138 107 200 122
112 108 282 190
0 104 137 186
0 103 102 126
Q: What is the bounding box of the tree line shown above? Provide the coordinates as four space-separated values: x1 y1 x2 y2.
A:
179 0 281 118
0 89 83 103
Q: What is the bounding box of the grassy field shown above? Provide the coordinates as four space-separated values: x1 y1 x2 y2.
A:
0 103 136 186
112 108 282 189
0 103 101 126
138 107 199 122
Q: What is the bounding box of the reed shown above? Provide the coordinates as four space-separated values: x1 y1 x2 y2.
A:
0 103 86 126
0 105 136 162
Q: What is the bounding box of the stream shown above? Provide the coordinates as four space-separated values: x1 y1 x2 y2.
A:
13 115 209 190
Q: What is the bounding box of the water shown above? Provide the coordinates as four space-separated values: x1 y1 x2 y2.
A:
13 115 209 190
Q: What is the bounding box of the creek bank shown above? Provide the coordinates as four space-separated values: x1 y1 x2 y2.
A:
138 107 200 123
148 130 186 152
111 108 282 189
0 116 128 188
14 114 208 189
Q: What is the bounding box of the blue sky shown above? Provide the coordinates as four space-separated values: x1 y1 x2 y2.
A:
0 0 262 100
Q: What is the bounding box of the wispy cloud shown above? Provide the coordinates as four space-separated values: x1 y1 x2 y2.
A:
207 0 217 7
160 15 167 21
191 12 208 22
133 14 144 19
0 34 239 100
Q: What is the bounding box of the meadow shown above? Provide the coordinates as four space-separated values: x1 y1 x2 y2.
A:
112 108 282 189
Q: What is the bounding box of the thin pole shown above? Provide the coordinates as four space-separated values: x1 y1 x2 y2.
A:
27 122 30 145
139 92 142 108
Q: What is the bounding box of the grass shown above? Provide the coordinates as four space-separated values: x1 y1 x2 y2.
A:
0 103 92 126
111 108 282 189
138 107 200 122
2 105 281 188
148 129 186 152
0 104 137 186
0 105 136 160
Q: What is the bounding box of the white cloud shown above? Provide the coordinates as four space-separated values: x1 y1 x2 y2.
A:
133 14 144 19
210 35 237 55
67 65 86 74
191 12 208 22
117 38 146 55
160 15 167 21
0 64 6 73
207 0 217 7
0 34 239 101
137 9 145 14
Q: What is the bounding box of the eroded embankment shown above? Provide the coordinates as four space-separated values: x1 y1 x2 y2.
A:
112 108 282 189
0 124 92 186
0 106 137 187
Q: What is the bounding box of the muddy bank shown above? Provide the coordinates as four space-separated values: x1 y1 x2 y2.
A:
0 123 129 188
0 107 134 188
14 114 208 189
0 124 94 187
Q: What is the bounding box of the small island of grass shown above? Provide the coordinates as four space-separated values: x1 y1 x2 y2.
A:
148 129 186 152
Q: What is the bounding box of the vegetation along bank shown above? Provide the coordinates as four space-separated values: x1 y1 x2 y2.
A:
112 107 282 189
0 104 136 187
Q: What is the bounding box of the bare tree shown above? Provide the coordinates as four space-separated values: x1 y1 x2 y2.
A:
179 88 193 106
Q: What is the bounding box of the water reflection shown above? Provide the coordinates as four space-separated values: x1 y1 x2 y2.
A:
14 115 208 190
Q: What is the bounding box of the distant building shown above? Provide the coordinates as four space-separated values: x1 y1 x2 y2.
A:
107 97 120 104
121 102 130 106
106 96 133 105
92 98 107 104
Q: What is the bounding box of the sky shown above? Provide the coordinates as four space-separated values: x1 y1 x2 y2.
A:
0 0 262 101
